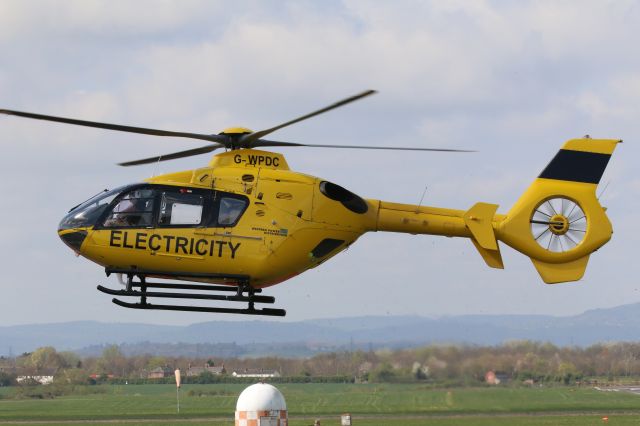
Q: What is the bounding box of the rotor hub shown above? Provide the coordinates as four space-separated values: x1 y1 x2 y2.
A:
549 214 569 235
220 127 253 135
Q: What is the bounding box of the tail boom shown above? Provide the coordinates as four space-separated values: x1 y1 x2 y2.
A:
373 202 471 238
368 137 620 284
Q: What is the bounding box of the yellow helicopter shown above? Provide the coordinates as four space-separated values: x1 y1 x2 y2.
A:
1 91 620 316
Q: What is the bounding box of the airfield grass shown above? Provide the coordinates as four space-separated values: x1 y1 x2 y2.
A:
1 419 640 426
2 418 640 426
1 383 640 424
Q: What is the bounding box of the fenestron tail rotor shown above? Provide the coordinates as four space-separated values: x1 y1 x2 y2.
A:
1 90 474 166
530 197 587 253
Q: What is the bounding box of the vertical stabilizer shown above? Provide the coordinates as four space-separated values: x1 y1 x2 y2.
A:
496 137 621 283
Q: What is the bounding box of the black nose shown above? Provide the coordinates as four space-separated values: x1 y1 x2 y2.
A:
58 230 88 252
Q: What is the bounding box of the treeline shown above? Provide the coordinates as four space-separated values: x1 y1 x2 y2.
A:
3 340 640 387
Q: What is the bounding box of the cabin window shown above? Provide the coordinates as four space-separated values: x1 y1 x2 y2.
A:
102 188 156 228
218 197 248 226
319 181 368 214
159 191 204 226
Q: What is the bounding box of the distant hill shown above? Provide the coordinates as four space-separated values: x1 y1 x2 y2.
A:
2 303 640 357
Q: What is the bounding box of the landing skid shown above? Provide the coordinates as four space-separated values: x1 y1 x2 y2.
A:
98 269 286 317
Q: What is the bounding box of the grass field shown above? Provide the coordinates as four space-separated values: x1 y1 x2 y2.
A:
1 383 639 425
1 418 640 426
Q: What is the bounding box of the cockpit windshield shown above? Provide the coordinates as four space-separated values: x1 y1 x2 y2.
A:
59 185 128 230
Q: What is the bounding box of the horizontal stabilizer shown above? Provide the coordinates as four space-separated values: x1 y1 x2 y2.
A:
531 255 590 284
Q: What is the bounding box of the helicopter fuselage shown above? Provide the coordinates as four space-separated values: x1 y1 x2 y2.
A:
60 149 468 288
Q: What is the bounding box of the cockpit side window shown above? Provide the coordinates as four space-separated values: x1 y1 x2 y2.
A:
59 187 125 231
217 196 248 227
102 189 156 228
159 191 204 226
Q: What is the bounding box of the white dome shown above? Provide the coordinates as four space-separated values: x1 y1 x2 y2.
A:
236 383 287 411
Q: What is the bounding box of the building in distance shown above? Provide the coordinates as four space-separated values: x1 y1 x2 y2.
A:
187 364 226 376
232 369 281 379
147 366 173 379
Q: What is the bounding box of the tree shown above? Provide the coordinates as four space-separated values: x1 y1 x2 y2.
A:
412 362 428 380
0 371 15 386
370 362 396 382
97 345 127 376
557 361 579 384
28 347 64 372
146 356 168 370
59 351 81 369
58 368 91 385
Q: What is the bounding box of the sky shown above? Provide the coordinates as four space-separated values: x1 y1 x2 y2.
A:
1 0 640 326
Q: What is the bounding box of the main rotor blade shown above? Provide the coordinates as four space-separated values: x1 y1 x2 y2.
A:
241 90 377 146
0 108 227 144
251 139 475 152
118 144 222 167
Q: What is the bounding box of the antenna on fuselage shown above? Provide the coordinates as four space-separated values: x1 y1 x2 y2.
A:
416 185 428 211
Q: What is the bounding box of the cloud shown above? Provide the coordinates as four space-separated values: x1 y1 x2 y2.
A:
0 0 224 40
1 0 639 326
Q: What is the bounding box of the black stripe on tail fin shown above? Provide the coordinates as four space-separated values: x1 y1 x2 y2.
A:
539 149 611 184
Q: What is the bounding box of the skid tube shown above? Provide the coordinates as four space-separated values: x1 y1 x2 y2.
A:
98 269 286 317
